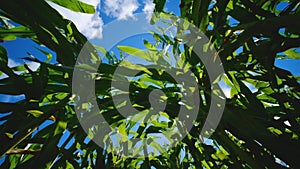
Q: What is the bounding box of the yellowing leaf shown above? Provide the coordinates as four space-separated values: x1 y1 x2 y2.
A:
5 132 13 139
49 115 56 121
27 110 44 117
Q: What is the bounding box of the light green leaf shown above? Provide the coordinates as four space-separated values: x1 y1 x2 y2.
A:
283 49 300 60
118 45 159 63
66 160 75 169
119 60 152 75
54 121 67 136
268 127 283 136
47 0 95 14
118 123 127 141
150 141 164 153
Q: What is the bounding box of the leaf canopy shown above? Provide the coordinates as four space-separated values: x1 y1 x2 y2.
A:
0 0 300 168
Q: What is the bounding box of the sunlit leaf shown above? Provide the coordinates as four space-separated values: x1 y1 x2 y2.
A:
48 0 95 14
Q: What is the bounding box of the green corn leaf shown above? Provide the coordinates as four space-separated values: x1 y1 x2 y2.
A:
47 0 95 14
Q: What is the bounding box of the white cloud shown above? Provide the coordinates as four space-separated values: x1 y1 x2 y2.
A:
218 80 231 98
79 0 100 6
47 0 156 38
0 58 19 79
47 1 103 39
104 0 139 20
27 62 40 71
8 58 40 72
243 81 258 93
142 0 155 20
8 58 19 68
220 85 231 98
